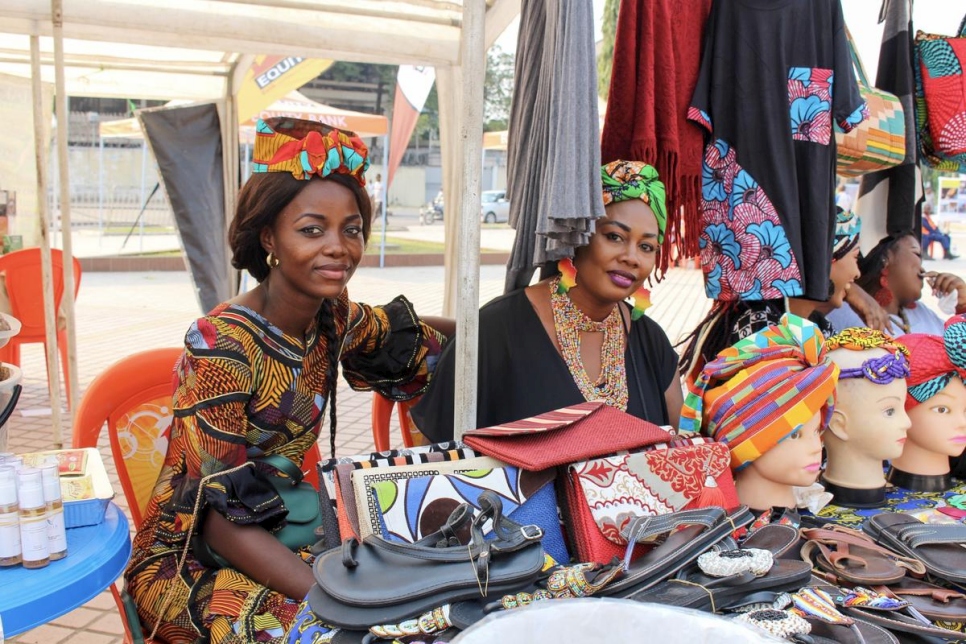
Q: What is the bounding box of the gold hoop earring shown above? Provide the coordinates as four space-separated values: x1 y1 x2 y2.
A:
266 252 279 268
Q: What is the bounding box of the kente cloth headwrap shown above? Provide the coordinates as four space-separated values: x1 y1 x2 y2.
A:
899 314 966 410
832 207 861 261
825 328 910 384
252 117 369 185
680 314 839 471
600 160 667 244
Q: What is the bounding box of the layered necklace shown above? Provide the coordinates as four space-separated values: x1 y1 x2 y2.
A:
549 276 629 410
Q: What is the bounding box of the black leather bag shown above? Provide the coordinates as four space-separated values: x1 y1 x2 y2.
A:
307 491 545 629
194 454 324 568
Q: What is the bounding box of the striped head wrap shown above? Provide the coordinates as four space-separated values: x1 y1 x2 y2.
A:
680 314 839 471
899 314 966 410
832 207 861 261
825 328 910 385
253 117 369 185
600 161 667 244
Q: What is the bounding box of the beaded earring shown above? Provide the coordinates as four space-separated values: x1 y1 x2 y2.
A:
557 257 578 294
875 269 893 307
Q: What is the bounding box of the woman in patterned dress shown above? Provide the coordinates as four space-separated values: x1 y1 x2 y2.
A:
124 117 447 643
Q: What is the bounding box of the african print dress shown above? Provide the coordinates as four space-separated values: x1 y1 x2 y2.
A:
689 0 866 302
125 293 443 644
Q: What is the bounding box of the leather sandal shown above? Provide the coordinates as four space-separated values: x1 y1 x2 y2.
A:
741 522 801 559
799 525 925 585
873 578 966 623
865 513 966 585
601 505 755 598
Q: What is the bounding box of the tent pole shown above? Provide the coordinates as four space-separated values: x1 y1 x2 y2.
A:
30 34 64 446
98 133 104 239
139 136 148 251
379 132 389 268
453 0 486 438
52 0 78 431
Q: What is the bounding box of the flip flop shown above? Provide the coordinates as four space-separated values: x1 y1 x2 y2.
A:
873 578 966 623
865 513 966 585
741 523 800 558
799 525 924 585
808 616 899 644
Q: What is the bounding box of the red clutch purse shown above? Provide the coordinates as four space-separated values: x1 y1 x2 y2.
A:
560 436 739 565
463 402 673 471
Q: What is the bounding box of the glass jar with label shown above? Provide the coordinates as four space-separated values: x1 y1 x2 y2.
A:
40 463 67 560
16 468 49 569
0 465 20 567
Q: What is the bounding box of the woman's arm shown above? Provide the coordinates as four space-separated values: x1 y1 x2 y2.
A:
203 511 315 600
420 315 456 339
664 379 683 430
843 284 892 332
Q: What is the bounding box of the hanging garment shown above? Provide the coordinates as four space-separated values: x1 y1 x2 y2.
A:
855 0 922 253
600 0 713 273
689 0 866 302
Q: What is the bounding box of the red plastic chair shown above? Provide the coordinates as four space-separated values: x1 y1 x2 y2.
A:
371 393 427 451
0 248 82 408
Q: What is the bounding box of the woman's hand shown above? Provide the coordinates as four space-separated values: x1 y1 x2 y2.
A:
202 510 315 600
926 271 966 313
844 284 893 333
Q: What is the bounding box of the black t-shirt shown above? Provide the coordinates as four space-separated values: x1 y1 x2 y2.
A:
411 289 678 442
689 0 865 302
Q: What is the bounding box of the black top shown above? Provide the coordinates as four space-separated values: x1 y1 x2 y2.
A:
411 289 678 442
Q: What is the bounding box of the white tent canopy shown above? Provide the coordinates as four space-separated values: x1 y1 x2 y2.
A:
0 0 522 443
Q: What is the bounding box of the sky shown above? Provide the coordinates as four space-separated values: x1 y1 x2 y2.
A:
496 0 966 85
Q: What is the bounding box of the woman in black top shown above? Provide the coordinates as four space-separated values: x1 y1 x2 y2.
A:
413 161 681 441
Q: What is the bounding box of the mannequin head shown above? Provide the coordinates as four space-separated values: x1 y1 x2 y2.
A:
895 315 966 479
824 329 911 490
681 314 839 510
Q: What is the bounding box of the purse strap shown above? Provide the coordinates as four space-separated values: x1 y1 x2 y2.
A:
844 25 871 87
255 453 304 484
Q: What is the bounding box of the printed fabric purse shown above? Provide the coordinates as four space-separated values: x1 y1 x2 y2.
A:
560 435 739 566
367 464 570 564
915 14 966 172
193 454 323 568
835 27 905 177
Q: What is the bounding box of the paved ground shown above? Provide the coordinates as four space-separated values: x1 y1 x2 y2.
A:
5 221 965 641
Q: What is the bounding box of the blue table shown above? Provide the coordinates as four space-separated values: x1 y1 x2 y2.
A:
0 502 131 637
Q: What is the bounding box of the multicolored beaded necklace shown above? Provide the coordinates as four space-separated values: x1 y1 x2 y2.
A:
549 276 629 410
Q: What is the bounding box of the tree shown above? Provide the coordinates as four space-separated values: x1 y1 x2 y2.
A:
597 0 620 101
484 45 515 131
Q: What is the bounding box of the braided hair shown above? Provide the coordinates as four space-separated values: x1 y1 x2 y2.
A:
229 172 373 458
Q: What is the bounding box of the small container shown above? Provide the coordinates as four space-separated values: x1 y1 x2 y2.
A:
1 456 22 472
40 464 67 561
16 469 49 569
0 465 20 567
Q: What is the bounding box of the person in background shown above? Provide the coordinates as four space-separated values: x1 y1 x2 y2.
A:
828 232 966 336
413 161 683 439
922 201 957 260
835 182 853 214
369 172 385 217
124 118 448 644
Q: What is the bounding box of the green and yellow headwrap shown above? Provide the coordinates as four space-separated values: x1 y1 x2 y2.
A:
600 160 667 244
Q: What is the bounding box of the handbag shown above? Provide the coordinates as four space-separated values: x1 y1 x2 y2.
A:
306 492 545 629
367 464 570 564
915 14 966 171
835 27 906 177
560 435 739 565
463 401 673 471
193 454 324 568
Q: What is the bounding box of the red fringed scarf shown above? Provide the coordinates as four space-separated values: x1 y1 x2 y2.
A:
600 0 712 276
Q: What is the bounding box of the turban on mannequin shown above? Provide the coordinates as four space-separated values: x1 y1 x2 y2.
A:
900 314 966 410
825 328 910 384
681 314 839 471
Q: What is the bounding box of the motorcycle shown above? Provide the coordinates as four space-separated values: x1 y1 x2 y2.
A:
420 196 444 225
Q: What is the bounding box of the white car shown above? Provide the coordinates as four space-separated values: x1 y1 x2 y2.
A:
480 190 510 224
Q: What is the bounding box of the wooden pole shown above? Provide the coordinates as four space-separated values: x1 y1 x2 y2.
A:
52 0 79 427
29 35 64 446
452 0 485 438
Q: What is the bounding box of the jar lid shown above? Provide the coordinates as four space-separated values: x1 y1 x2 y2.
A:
16 468 45 509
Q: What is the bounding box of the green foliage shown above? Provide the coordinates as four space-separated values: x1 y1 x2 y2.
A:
597 0 620 100
485 45 515 128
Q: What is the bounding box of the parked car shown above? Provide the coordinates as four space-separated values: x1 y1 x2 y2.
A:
480 190 510 224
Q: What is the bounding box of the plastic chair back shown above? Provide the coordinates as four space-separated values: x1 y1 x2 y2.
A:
0 247 81 343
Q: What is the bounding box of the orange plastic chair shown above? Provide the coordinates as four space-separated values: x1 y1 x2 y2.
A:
371 393 427 451
0 248 82 408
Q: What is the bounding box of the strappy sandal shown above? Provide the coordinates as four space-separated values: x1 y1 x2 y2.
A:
872 578 966 623
799 525 925 585
741 522 801 559
865 513 966 585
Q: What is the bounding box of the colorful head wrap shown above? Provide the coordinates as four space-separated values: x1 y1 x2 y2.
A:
825 328 910 385
252 117 369 185
600 160 667 244
832 207 861 261
680 314 839 471
900 314 966 410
